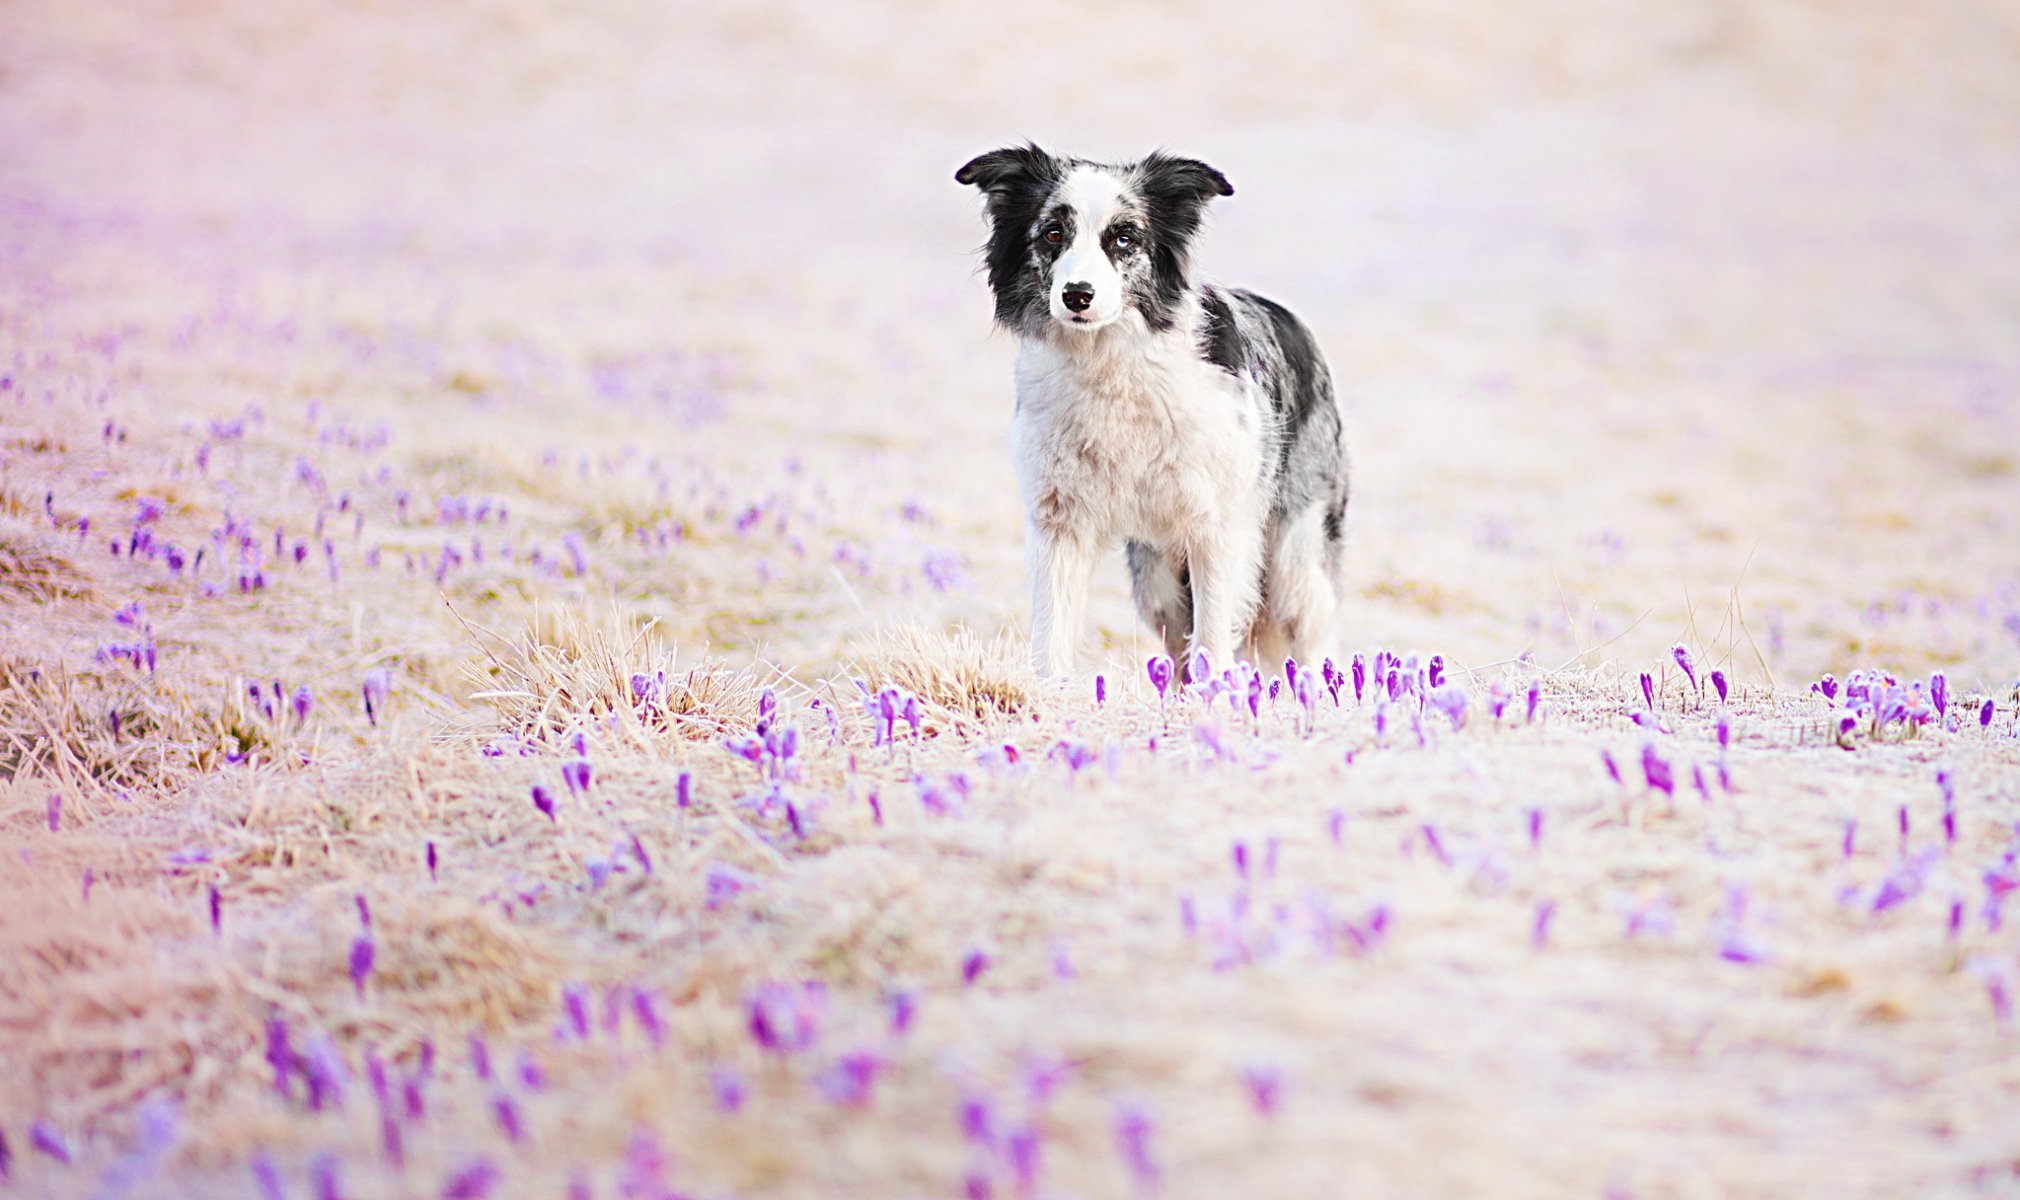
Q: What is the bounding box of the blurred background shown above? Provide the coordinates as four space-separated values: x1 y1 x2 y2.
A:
5 0 2018 682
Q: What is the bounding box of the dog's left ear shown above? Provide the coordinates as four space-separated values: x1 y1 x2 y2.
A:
1136 153 1235 205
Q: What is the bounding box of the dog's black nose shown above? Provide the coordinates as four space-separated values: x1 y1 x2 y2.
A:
1061 284 1094 313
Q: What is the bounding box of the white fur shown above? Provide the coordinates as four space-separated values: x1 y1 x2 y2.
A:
1047 167 1129 329
1011 296 1269 678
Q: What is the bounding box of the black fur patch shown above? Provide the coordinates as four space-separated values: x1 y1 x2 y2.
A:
956 145 1066 330
1131 153 1234 332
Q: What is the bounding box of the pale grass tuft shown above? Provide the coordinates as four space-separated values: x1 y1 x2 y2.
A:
848 625 1038 734
459 603 766 750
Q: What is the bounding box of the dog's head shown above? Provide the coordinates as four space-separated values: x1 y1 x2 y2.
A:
957 145 1232 335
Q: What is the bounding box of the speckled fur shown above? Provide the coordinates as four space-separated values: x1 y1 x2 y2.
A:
958 145 1350 677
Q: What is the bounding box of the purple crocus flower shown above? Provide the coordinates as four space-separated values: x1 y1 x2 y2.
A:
492 1095 523 1144
1641 743 1674 796
29 1120 70 1164
705 862 755 909
561 760 591 795
1532 900 1557 948
1113 1104 1159 1194
442 1159 500 1200
1639 671 1655 710
1527 807 1544 851
1426 654 1444 689
563 983 591 1040
889 989 918 1036
350 934 376 998
210 885 223 935
1147 656 1173 702
310 1153 341 1200
1711 670 1728 703
531 785 557 822
1351 654 1366 703
677 771 693 809
266 1015 293 1095
1428 684 1467 730
292 685 314 724
962 949 991 986
1525 681 1541 723
361 668 392 726
302 1034 348 1111
816 1050 884 1109
250 1150 286 1200
1241 1065 1283 1116
1095 674 1107 706
426 841 438 882
1982 699 1995 728
711 1066 746 1113
1930 671 1947 717
1672 644 1698 692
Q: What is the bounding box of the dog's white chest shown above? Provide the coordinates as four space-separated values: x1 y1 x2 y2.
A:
1010 331 1258 547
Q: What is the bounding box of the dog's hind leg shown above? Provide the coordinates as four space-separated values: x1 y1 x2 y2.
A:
1126 540 1193 666
1255 502 1341 671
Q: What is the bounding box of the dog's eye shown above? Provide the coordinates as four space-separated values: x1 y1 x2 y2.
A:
1112 232 1134 250
1043 225 1064 245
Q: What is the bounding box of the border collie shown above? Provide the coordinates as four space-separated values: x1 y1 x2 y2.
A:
956 144 1350 679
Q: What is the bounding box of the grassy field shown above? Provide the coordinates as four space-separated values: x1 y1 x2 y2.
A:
3 2 2019 1197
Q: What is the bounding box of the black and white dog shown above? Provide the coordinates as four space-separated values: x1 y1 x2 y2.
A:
956 144 1350 679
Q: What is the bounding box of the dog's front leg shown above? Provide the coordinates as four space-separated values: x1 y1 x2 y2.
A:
1028 526 1099 679
1186 518 1259 673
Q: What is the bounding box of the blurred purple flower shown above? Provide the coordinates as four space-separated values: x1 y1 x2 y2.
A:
816 1050 884 1109
426 841 438 882
210 885 223 935
1640 743 1674 796
705 862 755 909
561 760 592 795
46 793 60 832
711 1066 746 1113
1241 1065 1283 1116
442 1159 500 1200
310 1153 341 1200
1113 1104 1159 1194
1981 699 1995 728
532 785 557 822
1711 670 1728 703
251 1150 285 1200
362 668 392 727
350 934 376 999
29 1120 70 1164
1428 684 1467 730
492 1094 524 1144
962 949 991 986
1532 900 1556 948
292 685 314 724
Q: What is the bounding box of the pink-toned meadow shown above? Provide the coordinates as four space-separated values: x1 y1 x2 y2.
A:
2 2 2018 1197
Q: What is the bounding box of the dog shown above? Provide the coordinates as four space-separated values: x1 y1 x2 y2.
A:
956 144 1350 679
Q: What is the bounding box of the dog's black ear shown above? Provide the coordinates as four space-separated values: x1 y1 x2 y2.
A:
956 144 1058 194
1136 152 1234 204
